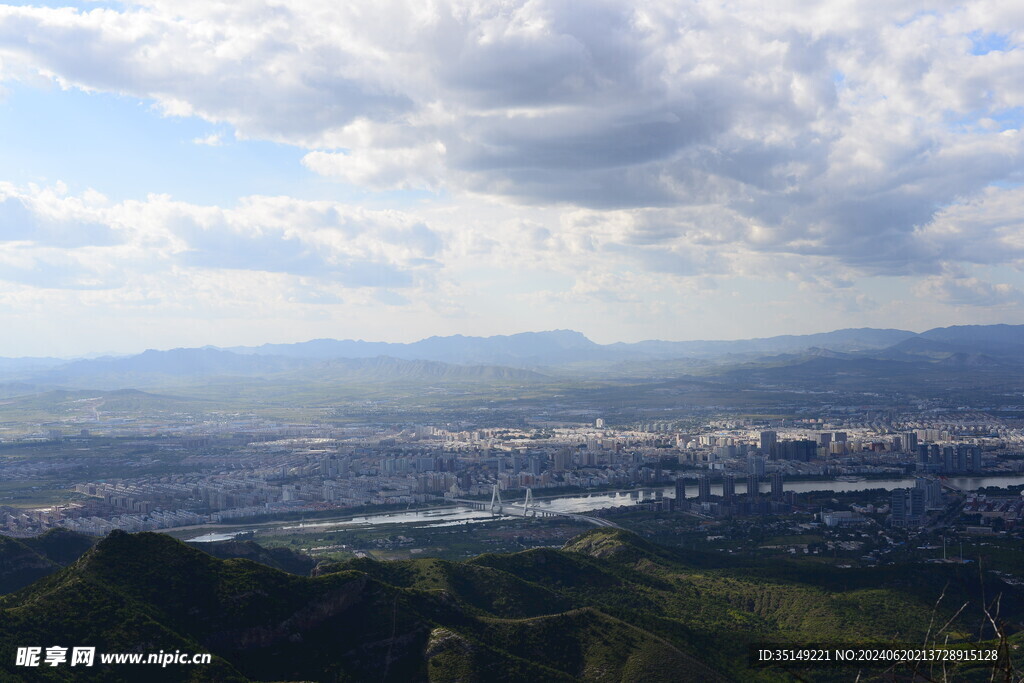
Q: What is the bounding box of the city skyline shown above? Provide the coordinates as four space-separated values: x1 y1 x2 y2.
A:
0 1 1023 357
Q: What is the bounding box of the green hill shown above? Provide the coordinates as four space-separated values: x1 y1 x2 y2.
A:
0 528 1020 681
0 529 95 594
184 539 316 576
20 528 97 566
0 534 58 595
320 555 574 618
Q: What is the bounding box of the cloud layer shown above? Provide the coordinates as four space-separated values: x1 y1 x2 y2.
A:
0 0 1023 349
0 183 441 296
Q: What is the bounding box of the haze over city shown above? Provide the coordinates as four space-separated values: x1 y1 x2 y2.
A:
0 1 1023 356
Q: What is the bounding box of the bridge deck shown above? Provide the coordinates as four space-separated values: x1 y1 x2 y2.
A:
448 499 622 529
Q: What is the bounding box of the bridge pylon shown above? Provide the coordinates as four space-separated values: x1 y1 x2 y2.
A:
489 484 503 513
523 488 534 517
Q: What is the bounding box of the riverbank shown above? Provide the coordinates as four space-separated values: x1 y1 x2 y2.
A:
163 474 1024 542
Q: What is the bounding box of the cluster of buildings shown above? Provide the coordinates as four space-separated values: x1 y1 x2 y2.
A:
668 471 797 517
961 494 1024 526
914 443 982 474
1 410 1022 536
889 478 947 526
682 428 991 473
2 499 205 535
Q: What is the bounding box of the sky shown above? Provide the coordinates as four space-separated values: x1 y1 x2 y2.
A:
0 0 1023 357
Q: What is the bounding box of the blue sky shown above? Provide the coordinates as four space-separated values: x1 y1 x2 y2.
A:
0 0 1022 356
0 83 317 204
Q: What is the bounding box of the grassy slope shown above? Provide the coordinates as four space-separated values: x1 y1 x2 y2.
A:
0 534 58 594
1 528 1021 681
0 531 720 682
0 529 96 594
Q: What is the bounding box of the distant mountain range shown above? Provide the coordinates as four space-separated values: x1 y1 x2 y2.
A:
226 327 916 364
1 324 1023 392
0 348 549 390
227 329 605 365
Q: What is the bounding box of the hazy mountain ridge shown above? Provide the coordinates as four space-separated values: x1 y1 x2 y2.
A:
1 324 1023 395
0 357 66 372
606 327 915 357
699 324 1024 391
0 348 547 391
228 329 612 366
216 323 1024 371
238 323 1024 365
228 327 917 365
313 356 548 381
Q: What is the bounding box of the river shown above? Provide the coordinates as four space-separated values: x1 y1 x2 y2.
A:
186 474 1024 542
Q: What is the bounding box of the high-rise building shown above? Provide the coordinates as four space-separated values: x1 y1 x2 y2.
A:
674 478 687 501
529 456 542 476
770 472 784 500
915 477 943 507
698 474 711 502
595 418 605 428
715 444 737 460
722 474 735 502
910 487 926 519
774 440 817 462
916 444 929 464
955 445 969 473
553 448 570 472
747 454 766 476
890 489 907 524
759 430 777 453
746 473 760 499
819 432 833 447
320 455 340 477
970 446 982 473
903 432 918 452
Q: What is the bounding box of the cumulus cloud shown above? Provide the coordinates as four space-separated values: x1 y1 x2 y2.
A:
0 183 444 293
192 133 223 146
0 183 119 249
0 0 1023 315
302 142 446 190
914 273 1024 307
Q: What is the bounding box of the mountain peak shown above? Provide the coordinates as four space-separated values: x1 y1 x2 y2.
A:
562 528 663 561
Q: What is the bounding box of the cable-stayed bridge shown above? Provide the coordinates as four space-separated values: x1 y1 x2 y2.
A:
449 486 622 529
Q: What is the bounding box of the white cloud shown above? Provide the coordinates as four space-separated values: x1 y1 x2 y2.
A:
302 142 446 191
0 182 445 292
914 272 1024 307
192 133 223 146
0 0 1020 281
0 0 1023 349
